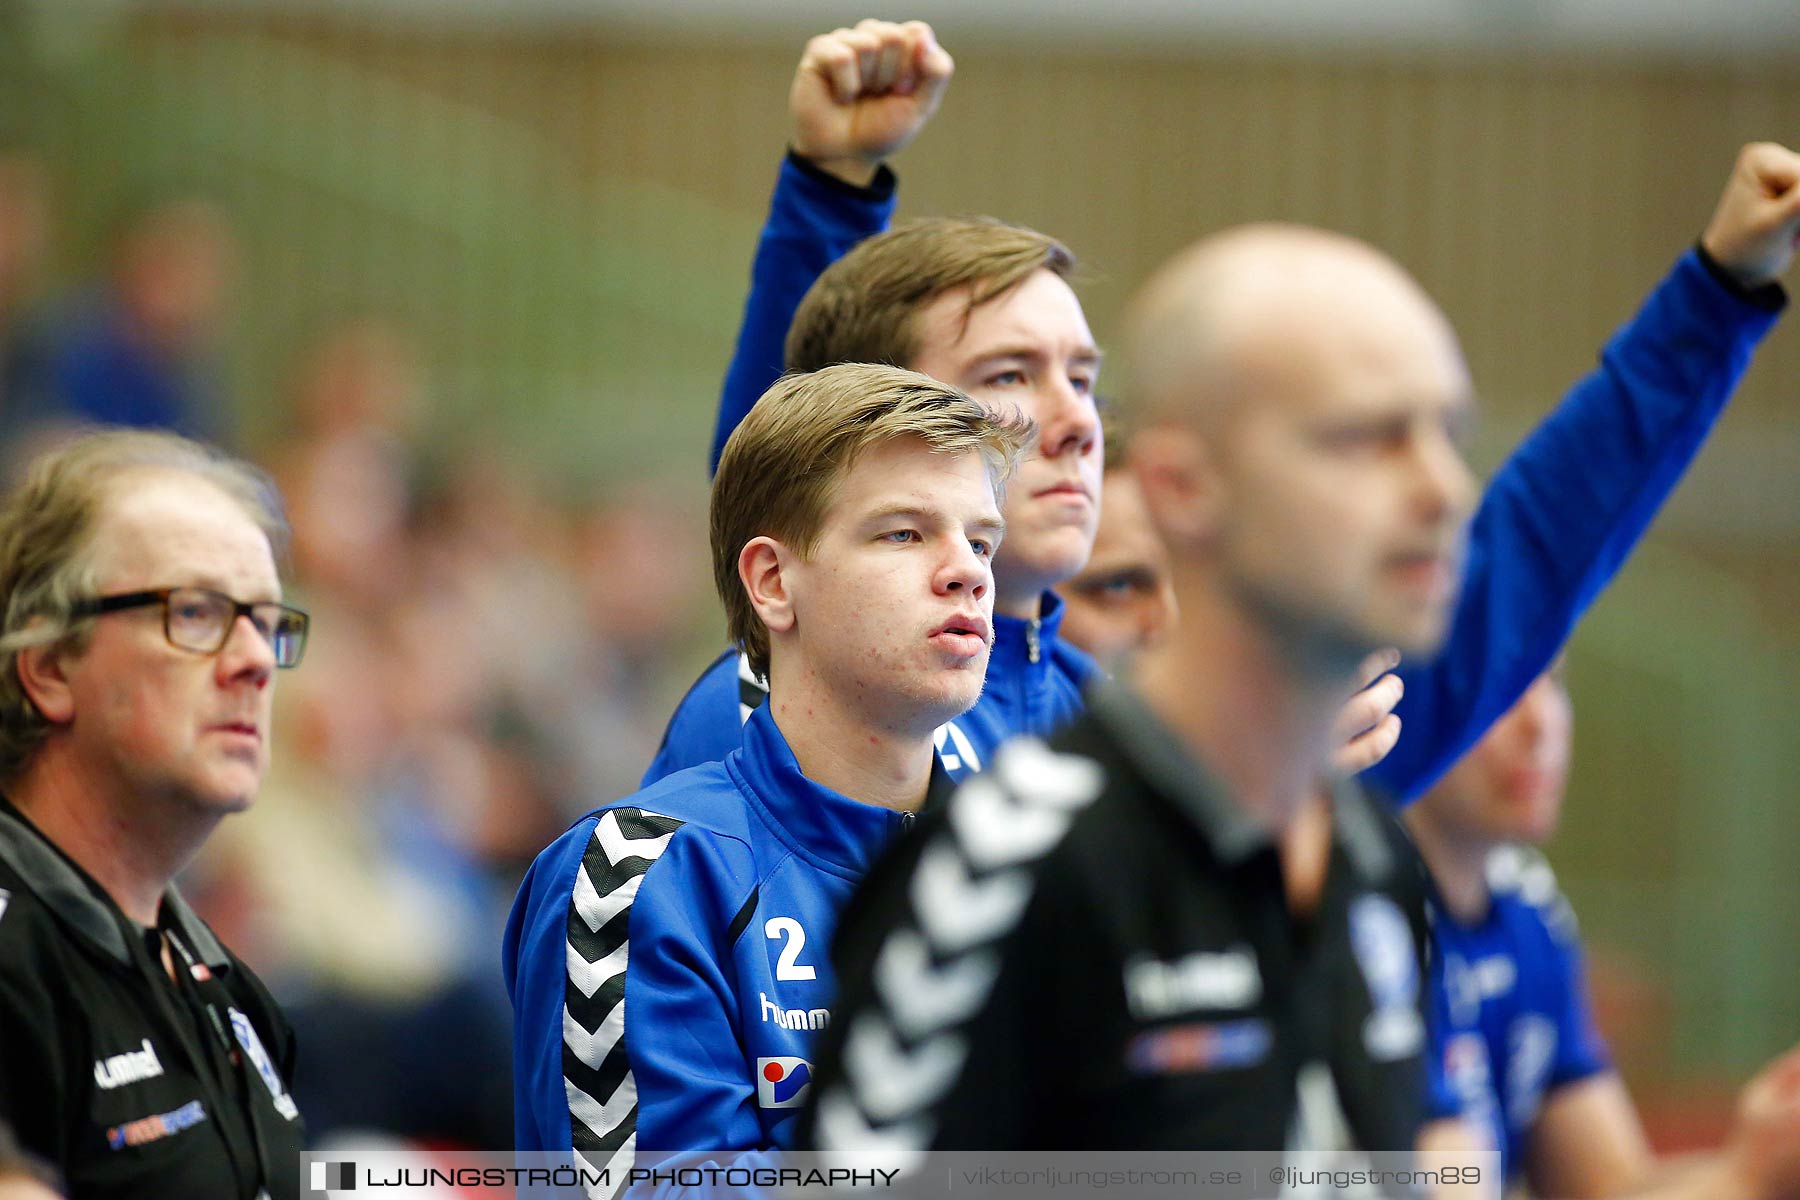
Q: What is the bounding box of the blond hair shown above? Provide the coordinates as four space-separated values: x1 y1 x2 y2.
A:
712 363 1033 680
785 216 1076 374
0 429 288 779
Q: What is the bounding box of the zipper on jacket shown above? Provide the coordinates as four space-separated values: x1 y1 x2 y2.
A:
1026 618 1041 664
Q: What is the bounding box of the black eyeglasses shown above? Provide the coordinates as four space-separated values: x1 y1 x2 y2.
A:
70 587 310 668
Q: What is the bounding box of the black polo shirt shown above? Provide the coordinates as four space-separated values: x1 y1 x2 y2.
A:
0 795 304 1200
800 681 1435 1152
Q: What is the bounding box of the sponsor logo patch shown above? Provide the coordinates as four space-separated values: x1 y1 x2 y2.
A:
1444 1031 1501 1149
1349 894 1424 1060
229 1008 301 1121
1126 1018 1272 1075
106 1099 207 1150
1444 951 1517 1026
756 1056 813 1108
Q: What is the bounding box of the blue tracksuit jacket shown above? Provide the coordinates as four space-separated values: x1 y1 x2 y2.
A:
1428 849 1612 1184
505 705 936 1180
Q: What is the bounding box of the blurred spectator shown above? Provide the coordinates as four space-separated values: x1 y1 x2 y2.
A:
1057 455 1178 672
189 589 520 1149
0 146 50 444
185 319 714 1147
272 318 424 611
552 484 712 811
35 196 237 442
15 151 725 1148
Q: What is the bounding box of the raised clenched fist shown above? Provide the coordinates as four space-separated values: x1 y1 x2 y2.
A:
789 19 954 188
1700 141 1800 288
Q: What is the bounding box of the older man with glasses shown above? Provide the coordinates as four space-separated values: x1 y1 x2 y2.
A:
0 429 308 1200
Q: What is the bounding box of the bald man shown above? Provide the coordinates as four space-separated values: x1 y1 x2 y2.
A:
801 144 1800 1155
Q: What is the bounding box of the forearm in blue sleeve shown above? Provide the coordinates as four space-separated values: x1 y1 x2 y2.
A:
1373 248 1784 800
710 153 896 475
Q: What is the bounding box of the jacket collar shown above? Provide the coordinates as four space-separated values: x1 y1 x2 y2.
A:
1084 678 1272 865
1328 778 1397 884
1086 681 1398 883
986 590 1070 683
727 705 934 879
0 793 232 971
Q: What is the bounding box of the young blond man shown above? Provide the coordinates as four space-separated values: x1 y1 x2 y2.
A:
648 213 1114 785
505 365 1029 1181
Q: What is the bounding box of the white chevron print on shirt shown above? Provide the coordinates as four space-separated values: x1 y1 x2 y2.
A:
816 739 1105 1164
562 806 684 1198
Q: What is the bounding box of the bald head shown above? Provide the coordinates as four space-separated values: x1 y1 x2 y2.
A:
1121 223 1477 664
1123 223 1461 430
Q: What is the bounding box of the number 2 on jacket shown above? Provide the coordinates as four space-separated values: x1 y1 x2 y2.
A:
765 917 817 981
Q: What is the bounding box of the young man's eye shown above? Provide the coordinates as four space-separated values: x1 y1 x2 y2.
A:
985 370 1027 388
881 530 921 545
970 539 994 558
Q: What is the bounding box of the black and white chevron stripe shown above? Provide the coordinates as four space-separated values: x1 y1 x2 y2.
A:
814 738 1104 1168
563 806 684 1194
736 652 770 724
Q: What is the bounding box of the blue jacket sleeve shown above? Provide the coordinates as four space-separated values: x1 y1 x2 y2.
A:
1546 924 1611 1092
621 832 789 1197
504 816 600 1153
1372 250 1784 801
507 806 785 1197
710 154 896 476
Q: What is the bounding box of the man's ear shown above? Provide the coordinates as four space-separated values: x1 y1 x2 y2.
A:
739 536 797 637
1129 423 1225 548
16 632 76 726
